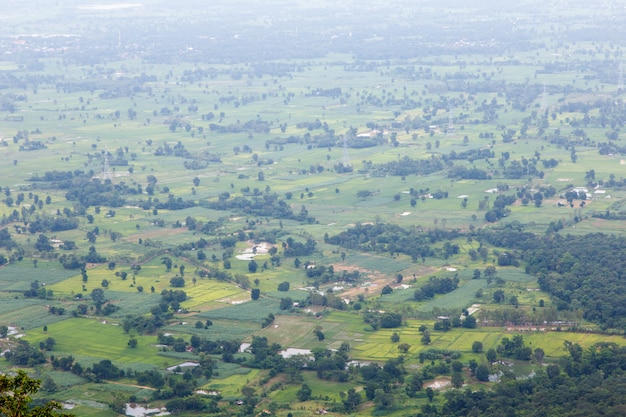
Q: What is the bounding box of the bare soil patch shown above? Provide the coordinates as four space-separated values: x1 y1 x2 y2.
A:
333 263 434 300
425 377 451 390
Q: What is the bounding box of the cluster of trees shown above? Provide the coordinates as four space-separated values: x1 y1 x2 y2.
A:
4 340 46 366
363 311 403 330
472 228 626 329
208 119 271 134
303 263 336 284
28 216 78 234
438 342 626 417
516 233 626 329
0 228 16 249
326 223 461 262
414 276 460 301
205 193 316 223
51 351 213 399
283 237 316 257
23 280 52 299
306 291 347 310
358 357 407 410
367 155 445 177
495 335 533 361
483 194 517 222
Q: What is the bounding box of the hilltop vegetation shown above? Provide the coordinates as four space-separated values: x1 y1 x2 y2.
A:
2 1 626 416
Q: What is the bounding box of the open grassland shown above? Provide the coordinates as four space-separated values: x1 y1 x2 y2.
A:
161 318 260 340
24 318 181 368
198 297 280 323
0 261 76 290
204 368 260 398
0 300 71 330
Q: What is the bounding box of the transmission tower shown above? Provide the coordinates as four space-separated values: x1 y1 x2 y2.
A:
102 153 112 180
539 83 548 116
341 135 352 169
447 107 455 137
618 63 624 93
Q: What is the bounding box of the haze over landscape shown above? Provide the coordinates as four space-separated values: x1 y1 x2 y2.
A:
2 1 626 417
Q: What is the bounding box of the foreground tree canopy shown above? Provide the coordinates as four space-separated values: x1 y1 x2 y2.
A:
0 371 72 417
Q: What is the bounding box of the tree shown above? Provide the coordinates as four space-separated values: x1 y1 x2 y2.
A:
380 312 402 328
357 190 372 200
248 260 258 273
451 372 464 388
534 347 545 364
41 337 55 351
486 348 497 364
374 388 394 410
343 388 362 412
405 374 423 397
398 343 411 353
468 359 478 376
475 364 490 381
0 325 8 338
426 387 435 402
472 341 484 353
251 288 260 300
277 281 290 291
170 277 185 288
547 364 560 379
314 327 325 341
493 289 505 303
161 257 172 272
34 234 53 252
484 265 497 281
421 331 431 345
296 383 312 401
0 371 72 417
391 331 400 343
280 297 293 310
41 376 58 394
91 288 106 312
